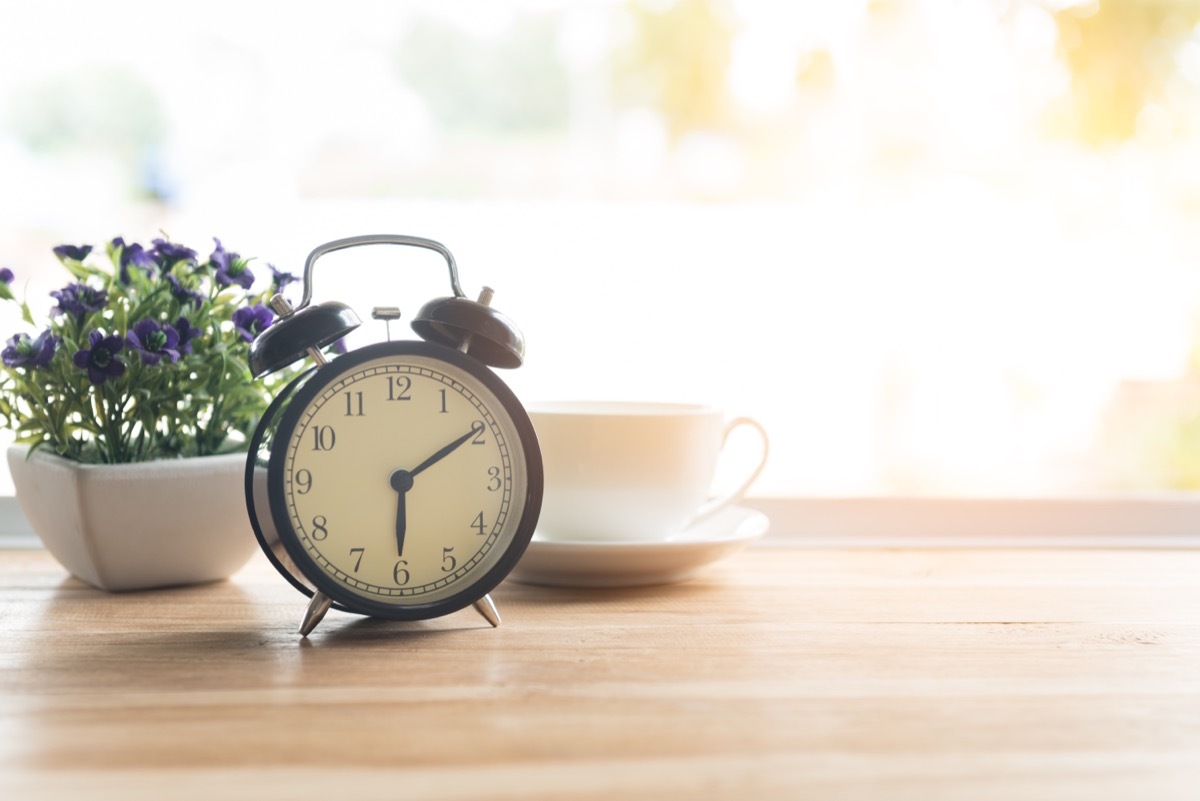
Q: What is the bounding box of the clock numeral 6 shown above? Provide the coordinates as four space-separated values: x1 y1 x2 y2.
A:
393 560 410 586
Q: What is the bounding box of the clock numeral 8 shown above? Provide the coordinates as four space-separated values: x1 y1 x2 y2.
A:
311 515 329 541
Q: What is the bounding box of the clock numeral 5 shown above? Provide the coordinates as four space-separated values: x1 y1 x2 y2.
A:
441 547 457 573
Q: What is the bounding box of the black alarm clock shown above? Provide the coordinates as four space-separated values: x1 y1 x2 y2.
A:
244 234 543 636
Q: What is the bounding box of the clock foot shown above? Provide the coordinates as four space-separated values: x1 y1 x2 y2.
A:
299 590 333 636
473 594 501 628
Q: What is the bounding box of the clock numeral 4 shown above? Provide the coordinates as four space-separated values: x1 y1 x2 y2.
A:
471 512 487 536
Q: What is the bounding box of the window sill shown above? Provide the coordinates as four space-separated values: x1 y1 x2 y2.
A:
3 495 1199 550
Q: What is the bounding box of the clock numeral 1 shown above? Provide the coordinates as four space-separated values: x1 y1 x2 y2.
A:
439 388 448 414
311 425 336 451
344 391 364 417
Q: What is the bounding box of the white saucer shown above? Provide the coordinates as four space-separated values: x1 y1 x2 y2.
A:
508 505 769 588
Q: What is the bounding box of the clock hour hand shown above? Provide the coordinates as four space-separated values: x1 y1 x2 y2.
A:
410 426 477 477
389 469 414 555
388 427 475 556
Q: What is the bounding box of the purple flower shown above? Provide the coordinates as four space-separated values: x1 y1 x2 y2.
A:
72 330 126 385
174 316 201 355
0 268 14 284
110 237 155 284
165 274 205 309
150 238 198 270
211 238 254 289
232 304 273 342
268 264 298 294
126 319 181 366
1 329 58 368
53 244 92 263
50 283 108 321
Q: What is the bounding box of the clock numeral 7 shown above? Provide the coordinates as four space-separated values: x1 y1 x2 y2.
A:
349 547 365 572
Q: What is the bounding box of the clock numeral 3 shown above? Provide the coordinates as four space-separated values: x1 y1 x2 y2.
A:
487 466 501 491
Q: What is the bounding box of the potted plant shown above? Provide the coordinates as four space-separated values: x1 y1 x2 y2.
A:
0 236 298 590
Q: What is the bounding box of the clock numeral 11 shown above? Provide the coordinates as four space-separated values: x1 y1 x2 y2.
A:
344 391 363 417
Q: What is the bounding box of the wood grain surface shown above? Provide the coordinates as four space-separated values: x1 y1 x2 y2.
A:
1 546 1197 800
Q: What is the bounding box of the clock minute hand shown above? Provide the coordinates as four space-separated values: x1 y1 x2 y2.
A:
389 469 414 556
410 427 477 478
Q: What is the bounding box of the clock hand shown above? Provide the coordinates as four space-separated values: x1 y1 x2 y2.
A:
410 427 477 477
388 427 475 556
389 469 414 555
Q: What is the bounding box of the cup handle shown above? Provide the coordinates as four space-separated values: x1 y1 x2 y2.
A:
688 416 769 528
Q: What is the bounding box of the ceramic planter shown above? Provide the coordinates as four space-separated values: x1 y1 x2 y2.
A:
7 445 258 591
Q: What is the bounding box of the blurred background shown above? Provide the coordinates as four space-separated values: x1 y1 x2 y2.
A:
3 0 1200 498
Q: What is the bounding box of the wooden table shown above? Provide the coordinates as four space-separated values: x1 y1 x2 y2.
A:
1 545 1198 800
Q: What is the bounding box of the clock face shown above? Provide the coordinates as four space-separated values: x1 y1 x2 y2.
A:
266 341 541 619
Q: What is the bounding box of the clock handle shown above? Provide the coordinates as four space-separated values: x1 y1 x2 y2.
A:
295 234 466 312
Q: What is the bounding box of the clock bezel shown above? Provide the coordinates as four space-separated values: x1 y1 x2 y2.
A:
263 339 543 621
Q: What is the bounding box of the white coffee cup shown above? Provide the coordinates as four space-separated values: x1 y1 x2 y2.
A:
528 401 769 542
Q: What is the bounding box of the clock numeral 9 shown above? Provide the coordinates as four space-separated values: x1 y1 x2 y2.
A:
295 469 313 494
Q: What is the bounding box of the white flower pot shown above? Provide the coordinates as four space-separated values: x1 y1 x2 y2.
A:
7 445 257 591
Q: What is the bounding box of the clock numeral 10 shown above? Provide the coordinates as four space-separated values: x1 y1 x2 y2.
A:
311 426 336 451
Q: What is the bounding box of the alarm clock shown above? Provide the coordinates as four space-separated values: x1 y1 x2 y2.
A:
243 234 543 636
